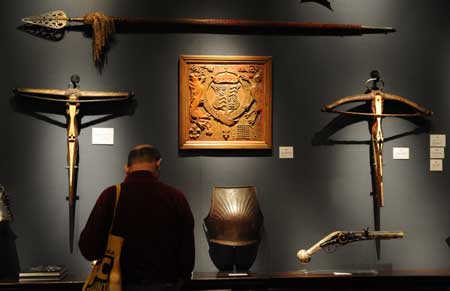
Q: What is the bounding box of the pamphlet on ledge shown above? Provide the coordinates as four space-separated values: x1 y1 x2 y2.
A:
19 265 67 282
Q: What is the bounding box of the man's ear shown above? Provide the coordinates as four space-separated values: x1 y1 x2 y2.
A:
156 159 161 169
124 164 130 175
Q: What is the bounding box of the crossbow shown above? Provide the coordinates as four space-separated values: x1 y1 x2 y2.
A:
321 76 432 207
297 228 404 263
14 75 133 252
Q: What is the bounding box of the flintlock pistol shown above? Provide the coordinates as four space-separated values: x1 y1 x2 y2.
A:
297 229 404 263
14 75 133 252
321 77 432 207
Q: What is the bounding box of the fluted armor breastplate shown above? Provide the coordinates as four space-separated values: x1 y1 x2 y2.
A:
204 186 263 246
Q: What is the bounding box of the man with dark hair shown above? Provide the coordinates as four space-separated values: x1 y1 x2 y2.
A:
79 144 195 291
127 145 161 168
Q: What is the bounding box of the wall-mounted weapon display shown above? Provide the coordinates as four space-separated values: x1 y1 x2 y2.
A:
315 71 432 259
20 10 395 68
321 73 433 208
297 229 404 264
204 186 263 272
13 76 133 253
0 185 20 281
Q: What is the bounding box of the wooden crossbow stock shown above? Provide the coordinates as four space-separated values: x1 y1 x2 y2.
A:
321 78 432 207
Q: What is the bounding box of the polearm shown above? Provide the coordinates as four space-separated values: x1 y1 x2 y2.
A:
14 75 133 252
296 229 404 263
21 11 396 67
321 78 432 207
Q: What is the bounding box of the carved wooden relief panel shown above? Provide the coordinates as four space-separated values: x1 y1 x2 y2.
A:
179 55 272 149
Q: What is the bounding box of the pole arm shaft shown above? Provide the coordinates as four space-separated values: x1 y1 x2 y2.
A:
111 16 395 34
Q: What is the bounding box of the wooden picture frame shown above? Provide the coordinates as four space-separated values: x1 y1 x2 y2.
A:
179 55 272 149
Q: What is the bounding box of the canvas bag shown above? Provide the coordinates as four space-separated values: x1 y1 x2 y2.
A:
83 184 124 291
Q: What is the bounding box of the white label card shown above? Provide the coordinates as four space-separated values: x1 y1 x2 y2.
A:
393 147 410 160
430 134 446 147
430 147 445 159
92 128 114 145
430 159 443 172
227 273 249 277
279 146 294 159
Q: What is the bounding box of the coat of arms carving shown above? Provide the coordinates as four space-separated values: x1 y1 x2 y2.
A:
179 55 272 149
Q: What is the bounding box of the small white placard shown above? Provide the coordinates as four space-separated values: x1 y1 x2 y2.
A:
279 146 294 159
430 159 443 172
393 147 410 160
92 128 114 145
333 272 352 276
227 272 248 277
430 147 445 159
430 134 446 147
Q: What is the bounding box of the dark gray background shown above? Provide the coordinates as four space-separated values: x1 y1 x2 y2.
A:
0 0 449 276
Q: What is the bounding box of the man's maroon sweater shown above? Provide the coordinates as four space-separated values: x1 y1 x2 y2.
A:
79 171 195 284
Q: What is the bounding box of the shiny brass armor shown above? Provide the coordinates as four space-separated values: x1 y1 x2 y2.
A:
204 186 263 247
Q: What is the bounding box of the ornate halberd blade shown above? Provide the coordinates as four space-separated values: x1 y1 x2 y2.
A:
22 10 69 30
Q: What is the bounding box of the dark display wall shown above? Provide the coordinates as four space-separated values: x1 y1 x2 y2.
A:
0 0 449 277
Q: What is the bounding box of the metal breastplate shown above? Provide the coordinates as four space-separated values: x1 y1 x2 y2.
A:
0 186 12 223
204 186 263 246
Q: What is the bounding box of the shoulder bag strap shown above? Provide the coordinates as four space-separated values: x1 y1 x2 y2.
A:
108 184 121 233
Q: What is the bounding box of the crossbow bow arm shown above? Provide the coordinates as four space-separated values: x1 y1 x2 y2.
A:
382 93 433 116
296 230 404 264
14 88 133 103
79 90 134 102
321 91 433 117
80 90 133 97
321 94 373 113
14 88 67 99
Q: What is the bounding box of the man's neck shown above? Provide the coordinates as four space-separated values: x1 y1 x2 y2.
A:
126 162 160 178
